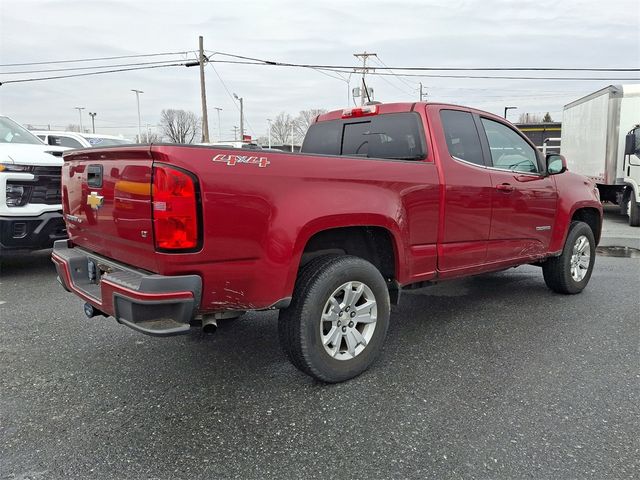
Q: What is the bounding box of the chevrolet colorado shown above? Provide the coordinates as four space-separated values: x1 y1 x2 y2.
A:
52 102 603 382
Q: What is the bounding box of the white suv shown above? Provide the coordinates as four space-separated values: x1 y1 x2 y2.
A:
32 131 131 149
0 116 68 254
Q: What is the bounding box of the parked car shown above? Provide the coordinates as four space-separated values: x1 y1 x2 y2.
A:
0 116 68 254
52 102 602 382
32 131 132 149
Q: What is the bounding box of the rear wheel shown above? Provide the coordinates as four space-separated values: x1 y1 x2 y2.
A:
542 221 596 294
628 195 640 227
278 255 390 383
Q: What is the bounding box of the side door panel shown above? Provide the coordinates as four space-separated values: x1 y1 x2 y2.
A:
477 116 557 262
429 107 493 272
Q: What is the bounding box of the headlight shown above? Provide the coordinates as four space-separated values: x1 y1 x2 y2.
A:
6 184 28 207
0 163 33 172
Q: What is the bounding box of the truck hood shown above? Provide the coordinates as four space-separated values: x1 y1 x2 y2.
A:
0 143 65 166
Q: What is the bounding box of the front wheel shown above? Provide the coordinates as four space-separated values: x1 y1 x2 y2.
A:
542 221 596 294
628 196 640 227
278 255 390 383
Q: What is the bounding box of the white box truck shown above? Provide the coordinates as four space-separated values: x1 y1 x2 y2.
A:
561 84 640 226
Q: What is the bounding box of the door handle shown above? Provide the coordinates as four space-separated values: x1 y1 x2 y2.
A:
496 183 514 192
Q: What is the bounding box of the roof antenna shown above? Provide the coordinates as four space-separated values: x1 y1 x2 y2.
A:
362 78 372 103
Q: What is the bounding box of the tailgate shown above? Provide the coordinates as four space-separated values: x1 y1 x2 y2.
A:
62 146 157 272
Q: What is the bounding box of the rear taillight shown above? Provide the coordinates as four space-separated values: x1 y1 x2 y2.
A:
152 165 199 251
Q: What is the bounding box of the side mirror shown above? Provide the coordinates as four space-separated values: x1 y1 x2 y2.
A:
624 132 636 156
546 154 567 175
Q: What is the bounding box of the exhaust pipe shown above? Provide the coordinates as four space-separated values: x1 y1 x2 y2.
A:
202 316 218 334
83 302 105 318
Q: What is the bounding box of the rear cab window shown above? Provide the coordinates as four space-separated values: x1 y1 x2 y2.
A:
302 112 427 161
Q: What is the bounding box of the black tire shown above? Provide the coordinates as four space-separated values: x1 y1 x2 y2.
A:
278 255 390 383
629 196 640 227
542 221 596 294
619 190 629 216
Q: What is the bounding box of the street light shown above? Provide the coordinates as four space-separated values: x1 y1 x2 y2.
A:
74 107 85 132
233 93 244 141
267 118 272 149
504 106 517 120
214 107 223 142
88 112 97 133
131 89 144 142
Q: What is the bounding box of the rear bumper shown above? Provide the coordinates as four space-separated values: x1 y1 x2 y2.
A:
52 240 202 336
0 211 67 252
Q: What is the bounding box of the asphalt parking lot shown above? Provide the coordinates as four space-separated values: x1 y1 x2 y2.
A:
1 208 638 480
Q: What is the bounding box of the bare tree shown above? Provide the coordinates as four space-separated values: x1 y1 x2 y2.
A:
517 113 542 124
269 112 295 145
66 124 82 132
140 131 163 143
159 109 200 144
294 109 327 141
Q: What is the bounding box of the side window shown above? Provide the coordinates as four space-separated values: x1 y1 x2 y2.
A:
301 120 341 155
439 110 484 166
50 135 83 148
481 118 540 173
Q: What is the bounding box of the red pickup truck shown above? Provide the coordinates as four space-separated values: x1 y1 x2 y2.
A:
52 102 602 382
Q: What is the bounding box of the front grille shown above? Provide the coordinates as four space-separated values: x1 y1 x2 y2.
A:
6 166 62 206
33 166 63 176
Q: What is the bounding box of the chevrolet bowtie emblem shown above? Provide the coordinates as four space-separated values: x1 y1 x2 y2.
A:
87 191 104 210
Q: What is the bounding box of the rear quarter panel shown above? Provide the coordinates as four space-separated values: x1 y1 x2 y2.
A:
151 145 440 312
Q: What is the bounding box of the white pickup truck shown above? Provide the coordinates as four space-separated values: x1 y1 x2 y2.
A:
0 116 68 254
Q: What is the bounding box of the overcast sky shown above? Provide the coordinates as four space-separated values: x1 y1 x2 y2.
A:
1 0 638 142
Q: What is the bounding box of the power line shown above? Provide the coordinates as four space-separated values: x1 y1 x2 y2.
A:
372 56 416 91
0 61 200 85
210 52 640 72
204 57 639 81
370 57 416 97
0 59 197 75
206 62 257 138
0 51 190 67
209 59 640 81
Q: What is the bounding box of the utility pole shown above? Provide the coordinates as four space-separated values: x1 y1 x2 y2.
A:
214 107 222 141
419 82 427 102
267 118 272 148
353 51 377 106
233 93 244 140
131 89 143 142
88 112 97 133
291 123 294 152
199 35 210 143
74 107 85 132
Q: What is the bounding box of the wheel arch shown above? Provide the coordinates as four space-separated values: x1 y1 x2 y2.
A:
287 217 406 304
572 207 602 245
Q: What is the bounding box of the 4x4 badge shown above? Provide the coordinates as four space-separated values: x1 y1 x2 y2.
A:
87 191 104 210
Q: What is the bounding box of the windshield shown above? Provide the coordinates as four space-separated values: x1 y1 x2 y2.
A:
81 136 131 147
302 112 427 161
0 117 45 145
